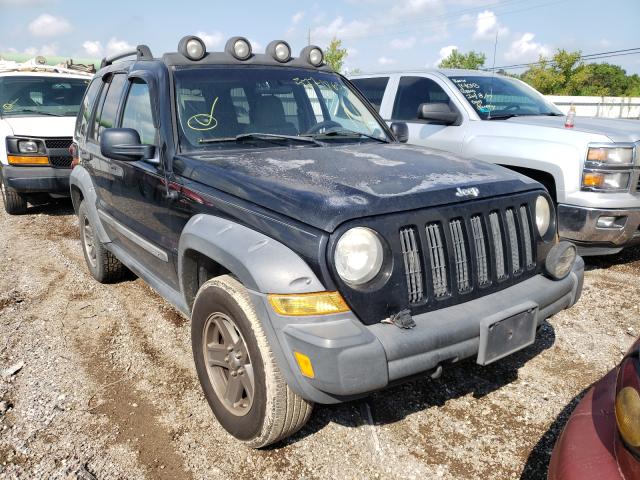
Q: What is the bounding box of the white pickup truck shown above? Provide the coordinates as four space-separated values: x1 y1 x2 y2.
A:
350 70 640 255
0 58 92 214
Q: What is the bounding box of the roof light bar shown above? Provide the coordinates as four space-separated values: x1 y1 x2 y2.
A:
300 45 324 67
178 35 206 61
226 36 252 60
266 40 292 63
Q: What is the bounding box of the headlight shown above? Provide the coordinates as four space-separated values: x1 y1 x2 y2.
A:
535 195 551 237
544 241 577 280
335 227 384 285
582 171 630 191
18 140 39 153
587 146 634 166
615 351 640 456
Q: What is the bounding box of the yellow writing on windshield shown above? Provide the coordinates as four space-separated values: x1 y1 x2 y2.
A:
187 97 219 131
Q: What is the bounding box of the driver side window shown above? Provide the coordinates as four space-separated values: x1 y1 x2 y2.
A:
121 81 156 145
392 76 451 121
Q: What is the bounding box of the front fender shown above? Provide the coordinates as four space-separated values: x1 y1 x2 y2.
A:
69 165 111 244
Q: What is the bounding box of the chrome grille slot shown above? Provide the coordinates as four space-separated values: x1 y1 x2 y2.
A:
449 219 470 292
520 206 534 268
505 208 521 274
470 215 489 286
399 227 424 303
489 212 506 280
425 223 448 297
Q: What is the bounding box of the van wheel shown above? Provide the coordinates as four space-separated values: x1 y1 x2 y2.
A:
1 177 28 215
192 275 313 448
78 201 127 283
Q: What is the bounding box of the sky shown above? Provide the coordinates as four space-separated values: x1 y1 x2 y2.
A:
1 0 639 75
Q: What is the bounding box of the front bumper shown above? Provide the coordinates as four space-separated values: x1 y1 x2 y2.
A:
1 164 71 195
252 257 584 405
558 204 640 255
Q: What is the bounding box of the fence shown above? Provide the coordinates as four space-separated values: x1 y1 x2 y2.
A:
546 95 640 119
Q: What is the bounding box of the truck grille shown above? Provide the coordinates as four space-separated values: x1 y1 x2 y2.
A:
399 202 536 304
49 155 73 168
44 137 73 149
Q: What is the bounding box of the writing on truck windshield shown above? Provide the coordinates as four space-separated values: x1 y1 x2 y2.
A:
174 66 388 149
0 76 90 117
449 75 562 119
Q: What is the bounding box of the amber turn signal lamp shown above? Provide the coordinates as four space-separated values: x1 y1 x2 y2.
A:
582 172 604 188
268 291 350 316
294 352 315 378
7 155 49 166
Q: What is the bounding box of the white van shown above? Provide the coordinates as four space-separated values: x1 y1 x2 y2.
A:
0 58 92 214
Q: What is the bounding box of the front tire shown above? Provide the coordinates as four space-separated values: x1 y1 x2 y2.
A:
1 175 28 215
192 275 313 448
78 200 127 283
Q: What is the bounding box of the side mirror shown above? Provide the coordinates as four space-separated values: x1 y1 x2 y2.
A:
100 128 155 162
417 103 460 125
390 122 409 143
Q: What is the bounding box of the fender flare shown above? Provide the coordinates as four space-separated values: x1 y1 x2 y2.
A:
69 165 111 244
178 214 326 301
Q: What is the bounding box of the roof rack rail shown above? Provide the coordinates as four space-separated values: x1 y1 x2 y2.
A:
100 44 153 69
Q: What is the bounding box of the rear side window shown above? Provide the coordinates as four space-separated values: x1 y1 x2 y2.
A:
76 79 102 137
351 77 389 112
392 76 450 121
121 81 156 145
90 73 126 142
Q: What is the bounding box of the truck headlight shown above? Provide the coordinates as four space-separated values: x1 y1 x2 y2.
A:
587 146 634 166
535 195 551 236
18 140 39 153
335 227 384 285
582 171 630 191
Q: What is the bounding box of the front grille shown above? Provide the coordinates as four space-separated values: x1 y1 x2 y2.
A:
399 202 536 305
49 155 72 168
44 137 73 149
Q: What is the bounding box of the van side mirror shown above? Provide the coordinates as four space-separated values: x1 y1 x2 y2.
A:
390 122 409 143
417 103 460 125
100 128 155 161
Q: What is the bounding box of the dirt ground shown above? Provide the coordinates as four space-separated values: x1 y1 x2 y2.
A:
0 198 638 480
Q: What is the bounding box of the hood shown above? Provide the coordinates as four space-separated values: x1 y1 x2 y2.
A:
177 143 539 232
504 115 640 143
2 116 77 138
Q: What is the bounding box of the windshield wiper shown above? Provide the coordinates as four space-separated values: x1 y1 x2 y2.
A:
199 132 324 146
3 109 64 117
305 128 389 143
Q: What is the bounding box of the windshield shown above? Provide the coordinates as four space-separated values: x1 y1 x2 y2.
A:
0 75 90 117
174 66 389 149
448 75 563 119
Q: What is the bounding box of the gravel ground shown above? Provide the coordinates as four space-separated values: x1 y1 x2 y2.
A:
0 198 638 480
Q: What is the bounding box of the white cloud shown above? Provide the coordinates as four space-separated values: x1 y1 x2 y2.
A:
24 43 57 56
378 56 396 66
504 32 550 62
195 31 224 49
390 36 416 49
435 44 458 66
105 38 134 56
0 0 51 5
311 16 371 42
28 13 72 37
292 11 305 24
82 40 103 57
473 10 508 41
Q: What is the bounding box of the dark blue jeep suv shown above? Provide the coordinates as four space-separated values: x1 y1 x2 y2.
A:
70 36 584 447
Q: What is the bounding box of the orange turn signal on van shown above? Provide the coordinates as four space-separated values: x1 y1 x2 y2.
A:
7 155 49 166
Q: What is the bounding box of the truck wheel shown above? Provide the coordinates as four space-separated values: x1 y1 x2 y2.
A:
192 275 313 448
78 201 127 283
1 176 28 215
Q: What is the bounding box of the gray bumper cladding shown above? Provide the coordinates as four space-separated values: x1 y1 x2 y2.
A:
255 257 585 405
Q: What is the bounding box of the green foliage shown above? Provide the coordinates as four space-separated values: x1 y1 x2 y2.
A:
324 38 348 73
520 49 640 96
438 49 486 70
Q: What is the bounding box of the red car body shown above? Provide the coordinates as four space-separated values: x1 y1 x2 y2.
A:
548 339 640 480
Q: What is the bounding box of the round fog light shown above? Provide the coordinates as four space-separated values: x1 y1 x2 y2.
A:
233 39 251 60
545 241 577 280
309 47 324 66
186 39 205 60
267 40 291 63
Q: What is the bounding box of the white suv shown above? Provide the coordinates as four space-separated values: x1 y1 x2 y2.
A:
0 59 91 214
350 70 640 256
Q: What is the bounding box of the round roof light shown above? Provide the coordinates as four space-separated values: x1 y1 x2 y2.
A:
226 36 252 60
267 40 291 63
300 45 325 67
178 36 206 61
